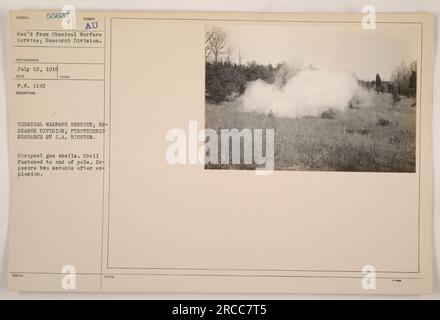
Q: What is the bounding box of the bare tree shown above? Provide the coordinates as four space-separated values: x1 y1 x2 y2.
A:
205 27 227 62
224 46 234 62
391 62 412 96
238 50 244 65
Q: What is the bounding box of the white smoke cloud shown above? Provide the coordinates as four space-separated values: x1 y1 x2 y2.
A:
240 69 365 118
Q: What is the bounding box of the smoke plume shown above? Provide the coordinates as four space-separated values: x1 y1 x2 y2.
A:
240 68 365 118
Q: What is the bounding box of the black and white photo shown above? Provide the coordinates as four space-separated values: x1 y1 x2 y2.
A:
205 24 418 172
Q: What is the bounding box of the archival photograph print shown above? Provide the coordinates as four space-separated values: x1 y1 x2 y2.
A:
204 23 419 172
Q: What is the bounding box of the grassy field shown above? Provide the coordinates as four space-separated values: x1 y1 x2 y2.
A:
205 91 416 172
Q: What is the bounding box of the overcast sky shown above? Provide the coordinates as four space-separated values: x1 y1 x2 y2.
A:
219 23 419 81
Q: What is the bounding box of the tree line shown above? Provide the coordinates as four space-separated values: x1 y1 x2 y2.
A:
206 60 417 104
205 26 417 104
206 61 288 103
359 61 417 101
